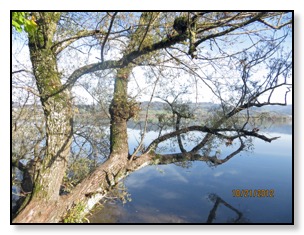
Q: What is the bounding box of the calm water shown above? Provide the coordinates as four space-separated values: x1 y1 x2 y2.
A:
88 124 293 224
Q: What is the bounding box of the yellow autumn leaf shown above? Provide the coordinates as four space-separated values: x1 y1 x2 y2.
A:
30 19 37 26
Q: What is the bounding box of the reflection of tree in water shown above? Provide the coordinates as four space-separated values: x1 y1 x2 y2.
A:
89 139 252 223
89 189 250 223
92 174 250 223
207 193 249 223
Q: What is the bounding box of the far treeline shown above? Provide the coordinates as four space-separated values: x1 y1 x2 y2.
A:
73 101 292 122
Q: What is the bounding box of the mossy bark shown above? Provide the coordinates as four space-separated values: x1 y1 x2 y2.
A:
109 66 133 156
27 12 72 201
108 13 159 157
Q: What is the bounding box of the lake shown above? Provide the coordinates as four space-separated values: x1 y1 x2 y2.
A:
88 123 293 224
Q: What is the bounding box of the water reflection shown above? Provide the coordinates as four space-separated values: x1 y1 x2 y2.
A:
88 124 292 224
89 191 249 223
89 195 195 223
207 193 248 223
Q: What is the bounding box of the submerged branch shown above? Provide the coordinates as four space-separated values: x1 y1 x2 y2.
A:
144 125 279 154
141 137 246 167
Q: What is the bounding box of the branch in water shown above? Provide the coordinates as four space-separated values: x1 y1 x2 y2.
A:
143 137 246 166
144 125 280 154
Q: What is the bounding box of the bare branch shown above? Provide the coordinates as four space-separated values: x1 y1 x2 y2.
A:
12 69 33 75
13 85 41 97
129 69 160 162
194 12 268 48
144 124 279 154
100 12 118 62
258 18 292 29
144 137 245 166
52 30 105 55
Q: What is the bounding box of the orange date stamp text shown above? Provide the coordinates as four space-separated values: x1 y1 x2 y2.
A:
232 189 274 198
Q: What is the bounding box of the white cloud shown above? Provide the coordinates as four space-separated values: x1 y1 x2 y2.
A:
213 171 224 177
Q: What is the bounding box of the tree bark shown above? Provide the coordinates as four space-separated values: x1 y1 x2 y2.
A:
13 12 73 221
109 66 133 156
12 151 151 223
29 12 73 201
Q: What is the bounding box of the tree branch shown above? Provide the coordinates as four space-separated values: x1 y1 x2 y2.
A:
52 30 104 55
143 124 279 155
258 18 292 29
194 12 268 48
144 137 246 166
47 32 188 99
12 69 33 75
48 12 284 100
100 12 117 62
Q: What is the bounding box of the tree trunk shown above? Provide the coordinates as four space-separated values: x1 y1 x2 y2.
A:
29 12 73 201
13 62 134 222
13 12 74 221
12 152 152 223
109 66 133 156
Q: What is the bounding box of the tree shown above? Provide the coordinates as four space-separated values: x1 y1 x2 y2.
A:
12 11 292 223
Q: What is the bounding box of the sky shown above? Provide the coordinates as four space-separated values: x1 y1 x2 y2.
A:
2 0 302 233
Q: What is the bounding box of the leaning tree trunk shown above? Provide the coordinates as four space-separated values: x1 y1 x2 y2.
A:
13 12 73 222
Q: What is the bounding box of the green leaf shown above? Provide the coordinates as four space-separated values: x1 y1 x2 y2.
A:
12 20 22 32
12 12 37 33
24 19 37 33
